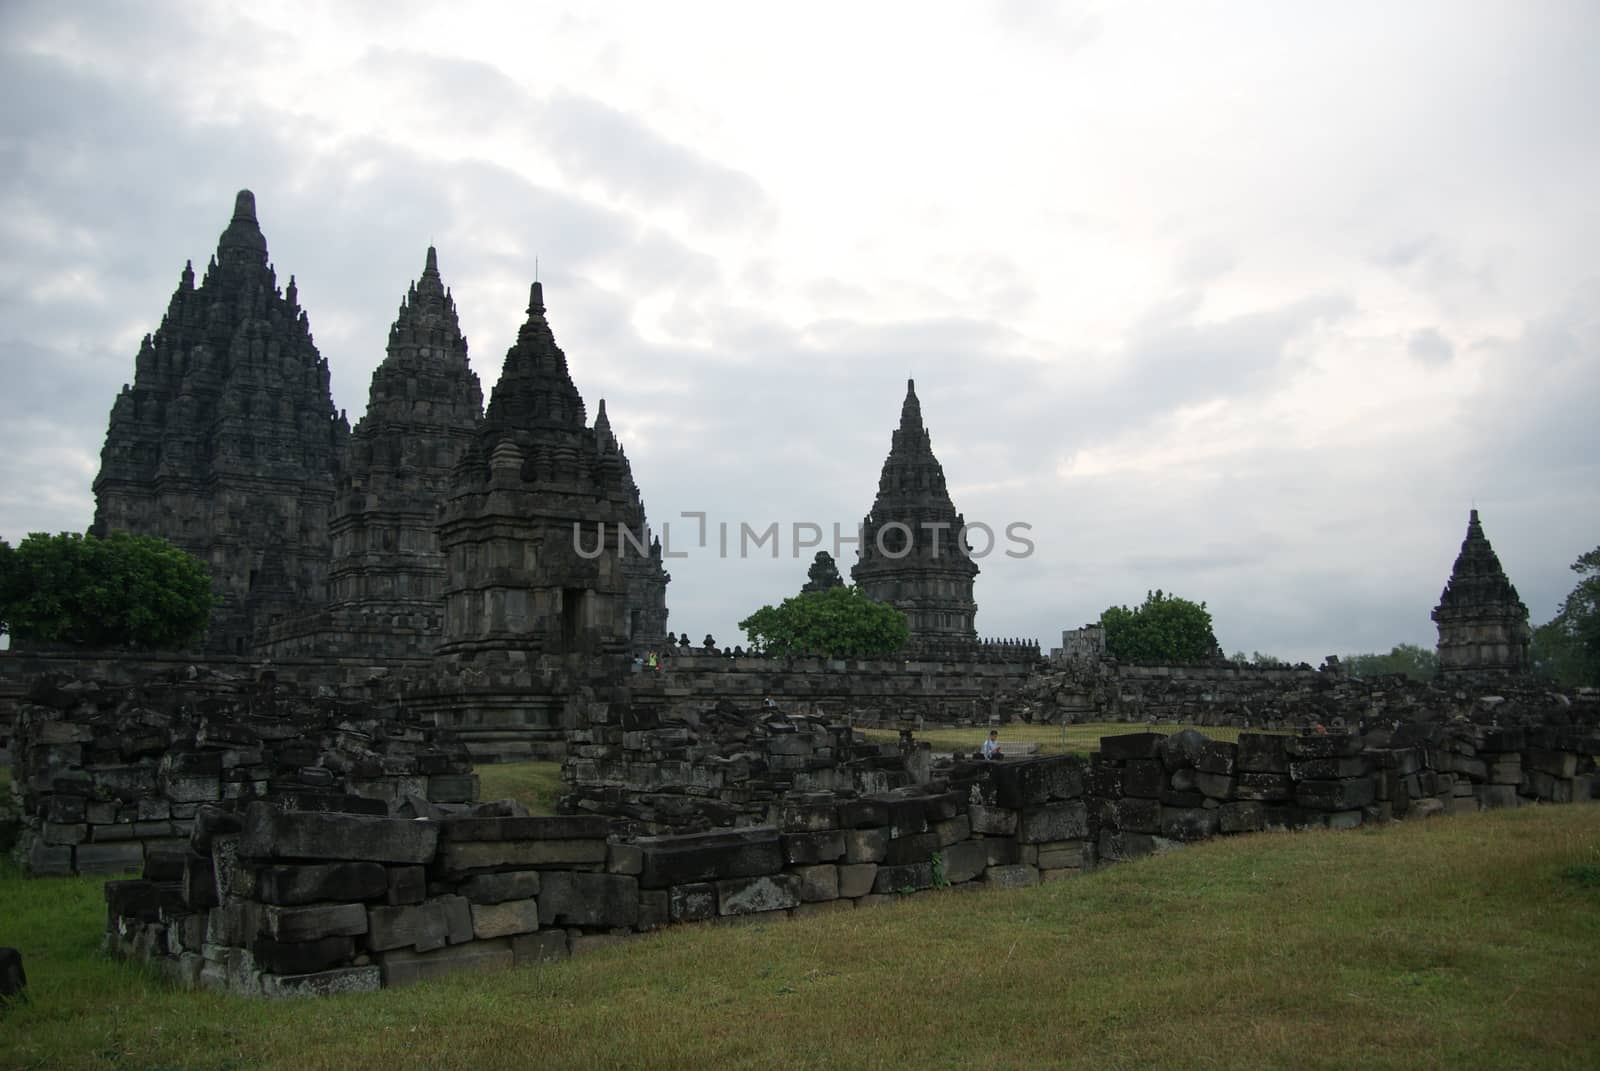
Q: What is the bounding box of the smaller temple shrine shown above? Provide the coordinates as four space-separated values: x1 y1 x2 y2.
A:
1432 509 1532 677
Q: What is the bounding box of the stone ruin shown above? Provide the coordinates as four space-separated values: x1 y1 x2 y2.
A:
1433 509 1533 678
98 714 1598 997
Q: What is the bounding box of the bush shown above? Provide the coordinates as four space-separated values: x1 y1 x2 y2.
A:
740 585 909 658
1099 590 1218 664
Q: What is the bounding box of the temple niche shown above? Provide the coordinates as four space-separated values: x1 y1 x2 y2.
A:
90 190 348 655
437 282 668 660
1433 509 1532 678
260 247 485 659
852 379 980 649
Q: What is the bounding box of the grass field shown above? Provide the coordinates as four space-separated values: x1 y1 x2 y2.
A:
2 804 1597 1070
474 761 564 816
861 721 1270 758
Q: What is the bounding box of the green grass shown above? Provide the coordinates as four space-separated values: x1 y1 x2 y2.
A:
2 804 1597 1070
863 721 1275 758
473 761 563 816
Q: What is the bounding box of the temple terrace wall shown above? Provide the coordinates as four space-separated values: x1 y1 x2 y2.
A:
102 723 1598 997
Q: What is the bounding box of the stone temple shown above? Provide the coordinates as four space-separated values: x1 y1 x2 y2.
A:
1432 509 1532 677
852 379 980 650
89 191 668 660
91 191 348 655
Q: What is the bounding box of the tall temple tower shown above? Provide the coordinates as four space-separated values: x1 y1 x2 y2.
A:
261 247 485 659
852 379 979 647
436 282 667 659
91 190 348 654
1432 509 1532 677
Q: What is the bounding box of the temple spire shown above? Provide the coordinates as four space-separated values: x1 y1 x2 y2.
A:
1433 508 1531 677
216 188 268 268
900 378 923 431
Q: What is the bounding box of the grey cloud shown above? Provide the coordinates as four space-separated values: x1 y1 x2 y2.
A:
1407 327 1454 365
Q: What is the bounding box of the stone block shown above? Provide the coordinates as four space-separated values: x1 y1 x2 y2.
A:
1036 841 1086 869
939 841 989 884
983 864 1040 889
873 862 934 894
987 756 1085 808
259 964 381 998
794 864 839 902
1098 733 1164 761
1088 763 1123 797
1017 801 1089 844
1195 740 1238 776
717 873 801 915
1289 757 1369 780
366 897 471 953
777 799 838 832
1159 806 1220 842
42 821 88 846
933 815 970 847
437 815 611 841
1489 758 1522 785
426 774 479 804
836 863 879 898
607 842 644 875
837 799 890 829
458 871 542 904
1524 749 1578 779
636 827 783 888
1236 733 1291 773
843 828 889 864
378 939 514 988
1194 772 1236 800
240 803 437 865
983 840 1019 867
882 796 929 837
183 854 218 910
1219 801 1266 834
471 898 540 939
1285 734 1362 760
637 889 670 930
1097 830 1155 861
1104 797 1160 834
539 872 640 928
74 842 145 876
782 830 846 865
921 790 967 822
386 866 426 906
253 862 389 906
668 882 719 922
511 931 569 964
258 903 367 943
1235 772 1293 802
437 838 608 875
1295 778 1376 811
1122 760 1164 798
251 936 355 975
967 805 1017 836
883 832 940 865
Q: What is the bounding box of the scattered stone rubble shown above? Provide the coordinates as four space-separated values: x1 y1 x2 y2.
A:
9 667 473 878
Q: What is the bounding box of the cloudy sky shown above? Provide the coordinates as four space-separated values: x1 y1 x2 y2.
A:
2 0 1596 662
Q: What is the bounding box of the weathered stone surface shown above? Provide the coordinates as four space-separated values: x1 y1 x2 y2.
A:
1194 772 1236 800
1122 760 1165 798
1017 801 1089 844
842 828 890 864
987 756 1085 808
260 965 382 999
470 898 540 939
873 862 934 894
1235 772 1293 802
939 841 989 884
967 805 1017 836
251 936 355 975
437 815 611 842
1295 778 1376 811
379 939 514 988
607 842 643 875
1290 757 1369 780
716 873 801 916
837 799 890 829
1103 797 1160 834
883 832 940 865
933 814 971 847
1036 841 1086 869
1219 801 1266 833
793 864 840 902
637 827 782 889
539 872 640 928
983 864 1040 889
1285 734 1363 760
458 871 542 905
1236 733 1291 773
253 862 388 906
75 842 146 875
1195 740 1237 776
782 831 846 865
836 863 880 898
240 804 437 865
777 800 838 832
668 882 719 922
437 839 607 874
1097 830 1156 861
366 897 472 953
1159 806 1220 842
258 903 368 943
1524 749 1578 779
1099 733 1164 761
386 866 426 906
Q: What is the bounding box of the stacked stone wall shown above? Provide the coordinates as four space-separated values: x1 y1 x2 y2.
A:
8 668 472 877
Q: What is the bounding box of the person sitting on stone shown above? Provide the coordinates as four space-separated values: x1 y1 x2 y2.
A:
982 730 1002 760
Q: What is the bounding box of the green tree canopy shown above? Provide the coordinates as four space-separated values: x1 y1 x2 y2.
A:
1100 589 1218 664
1532 545 1600 687
0 531 213 650
739 585 909 659
800 551 845 594
1341 643 1438 681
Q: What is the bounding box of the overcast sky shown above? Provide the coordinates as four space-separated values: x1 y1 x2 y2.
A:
2 1 1597 663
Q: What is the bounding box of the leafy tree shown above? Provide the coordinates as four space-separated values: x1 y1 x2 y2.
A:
740 585 909 658
1532 545 1600 687
1099 590 1218 664
0 531 213 650
800 551 845 594
1230 650 1288 667
1342 643 1438 681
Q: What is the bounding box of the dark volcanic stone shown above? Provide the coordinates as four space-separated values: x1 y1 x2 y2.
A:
637 827 783 889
